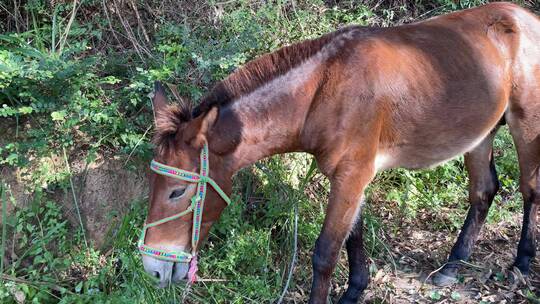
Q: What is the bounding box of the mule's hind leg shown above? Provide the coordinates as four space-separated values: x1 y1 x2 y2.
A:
432 128 500 286
338 205 368 304
513 153 540 275
506 114 540 276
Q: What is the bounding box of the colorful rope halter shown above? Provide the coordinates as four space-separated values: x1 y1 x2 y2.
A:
138 143 232 283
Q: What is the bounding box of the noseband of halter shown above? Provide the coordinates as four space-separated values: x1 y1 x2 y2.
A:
138 143 231 270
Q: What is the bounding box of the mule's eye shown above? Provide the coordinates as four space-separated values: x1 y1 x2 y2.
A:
169 188 186 199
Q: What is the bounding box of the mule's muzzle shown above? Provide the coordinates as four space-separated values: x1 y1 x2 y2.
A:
142 255 189 287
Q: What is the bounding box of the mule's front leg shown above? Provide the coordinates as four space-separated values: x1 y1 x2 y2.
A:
309 165 374 304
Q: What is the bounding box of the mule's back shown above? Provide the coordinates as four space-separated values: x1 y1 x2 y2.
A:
306 2 540 172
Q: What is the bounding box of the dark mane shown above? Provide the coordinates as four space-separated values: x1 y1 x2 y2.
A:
193 26 358 117
154 26 357 154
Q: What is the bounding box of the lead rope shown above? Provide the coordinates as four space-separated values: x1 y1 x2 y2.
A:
187 256 198 283
277 158 317 303
182 276 193 302
181 255 198 302
277 200 298 304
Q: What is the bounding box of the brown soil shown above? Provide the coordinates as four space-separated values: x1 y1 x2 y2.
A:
57 156 148 248
286 204 539 303
356 215 540 304
3 155 148 248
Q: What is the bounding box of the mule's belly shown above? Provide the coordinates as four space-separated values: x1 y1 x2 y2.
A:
376 133 488 171
374 69 509 171
375 112 504 171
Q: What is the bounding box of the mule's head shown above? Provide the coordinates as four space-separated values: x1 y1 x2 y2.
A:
141 83 232 287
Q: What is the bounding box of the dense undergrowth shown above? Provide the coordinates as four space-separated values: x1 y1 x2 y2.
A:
1 0 539 303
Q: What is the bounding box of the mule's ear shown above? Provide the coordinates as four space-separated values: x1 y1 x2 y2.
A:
151 81 168 121
183 106 219 147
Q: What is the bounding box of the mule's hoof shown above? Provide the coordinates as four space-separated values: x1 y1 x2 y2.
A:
431 272 458 287
508 267 528 285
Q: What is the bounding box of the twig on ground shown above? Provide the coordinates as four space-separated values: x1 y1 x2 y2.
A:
58 0 79 54
129 0 151 44
112 0 152 60
112 0 144 60
63 147 88 248
277 200 298 304
197 278 229 282
277 158 317 304
124 125 152 166
423 259 487 286
423 263 448 285
101 0 122 47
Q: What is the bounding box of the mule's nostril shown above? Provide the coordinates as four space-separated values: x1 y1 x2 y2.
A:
142 256 175 287
172 262 190 283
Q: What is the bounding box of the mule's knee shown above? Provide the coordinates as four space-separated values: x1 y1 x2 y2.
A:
468 149 499 201
470 174 499 205
312 249 333 278
519 183 539 205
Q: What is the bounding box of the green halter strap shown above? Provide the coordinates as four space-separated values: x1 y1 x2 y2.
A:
138 143 232 263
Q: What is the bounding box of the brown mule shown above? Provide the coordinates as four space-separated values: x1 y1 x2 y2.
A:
142 2 540 303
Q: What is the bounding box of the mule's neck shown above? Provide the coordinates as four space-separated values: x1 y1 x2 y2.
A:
207 58 323 174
